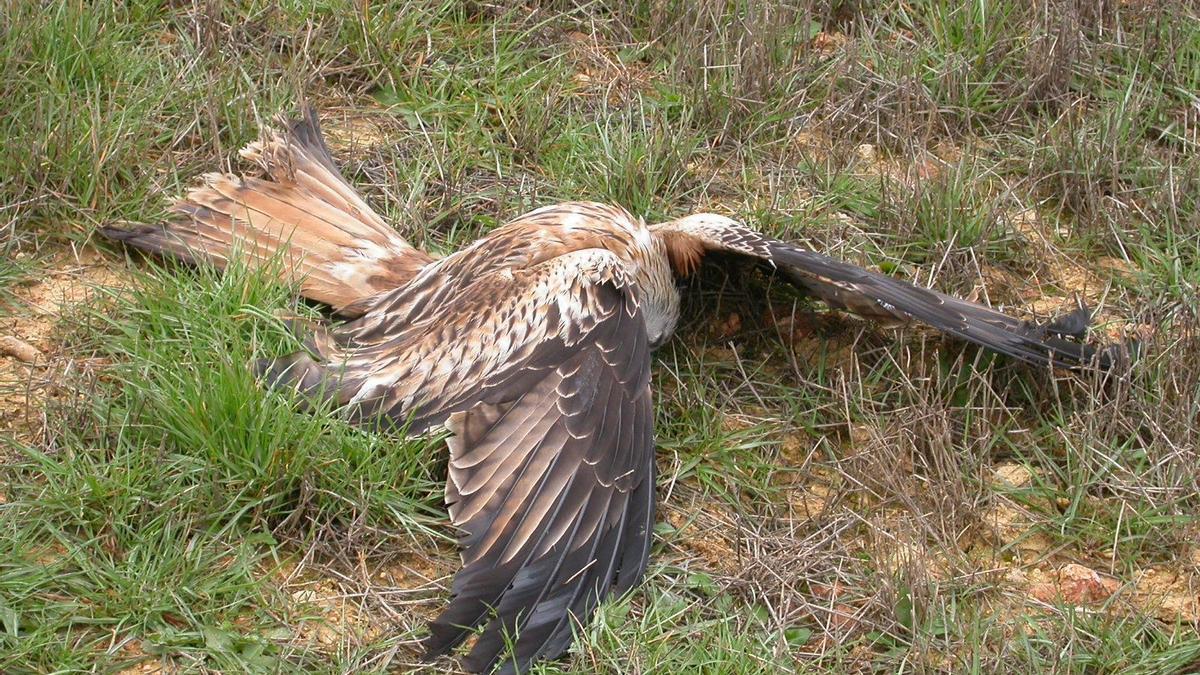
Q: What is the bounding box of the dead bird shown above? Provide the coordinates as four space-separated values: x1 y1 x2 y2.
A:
102 106 1123 675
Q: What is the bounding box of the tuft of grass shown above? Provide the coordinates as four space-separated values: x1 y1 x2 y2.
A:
93 257 445 537
551 566 805 674
555 98 702 219
0 239 30 306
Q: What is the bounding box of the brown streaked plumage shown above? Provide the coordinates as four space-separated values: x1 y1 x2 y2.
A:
102 107 432 317
101 107 1123 674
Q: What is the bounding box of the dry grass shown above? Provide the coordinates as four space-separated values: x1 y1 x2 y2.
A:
2 1 1198 673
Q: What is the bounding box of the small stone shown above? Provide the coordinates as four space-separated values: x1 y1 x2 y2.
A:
0 336 41 363
848 423 873 447
993 463 1034 488
314 624 337 645
1030 563 1120 605
811 31 845 54
1004 568 1028 584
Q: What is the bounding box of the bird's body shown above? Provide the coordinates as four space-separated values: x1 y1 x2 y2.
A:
102 107 1120 675
345 199 683 351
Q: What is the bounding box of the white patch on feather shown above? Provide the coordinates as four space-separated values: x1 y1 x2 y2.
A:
560 211 587 231
350 239 393 261
328 261 365 283
634 225 654 251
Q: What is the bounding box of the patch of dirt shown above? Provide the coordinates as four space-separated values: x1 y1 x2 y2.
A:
0 244 130 453
848 141 959 187
788 128 836 163
321 114 393 152
712 311 743 340
978 505 1054 560
976 464 1055 560
113 637 162 674
811 31 848 57
563 30 654 104
777 433 816 466
761 307 821 344
787 481 834 521
972 461 1199 627
663 498 746 577
999 561 1198 626
1128 567 1200 624
992 462 1036 489
289 577 389 647
265 545 456 663
977 264 1037 306
30 542 69 567
789 333 860 373
807 580 867 637
873 539 949 580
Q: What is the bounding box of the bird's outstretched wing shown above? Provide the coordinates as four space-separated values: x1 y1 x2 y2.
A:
653 216 1123 369
101 106 432 317
258 248 655 674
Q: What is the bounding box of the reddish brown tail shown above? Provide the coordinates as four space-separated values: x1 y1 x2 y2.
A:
101 106 432 316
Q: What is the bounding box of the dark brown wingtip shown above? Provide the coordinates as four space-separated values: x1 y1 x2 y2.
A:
1027 304 1141 371
97 223 203 266
286 103 322 143
280 103 338 172
1095 338 1139 371
764 241 1128 372
97 223 153 243
1040 303 1092 340
253 352 326 394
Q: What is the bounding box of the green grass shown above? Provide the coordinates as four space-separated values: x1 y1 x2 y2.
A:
2 1 1199 673
1 259 444 670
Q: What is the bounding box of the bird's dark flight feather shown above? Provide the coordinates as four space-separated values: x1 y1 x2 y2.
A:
653 218 1124 370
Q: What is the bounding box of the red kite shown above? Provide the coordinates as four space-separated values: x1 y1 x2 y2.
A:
103 107 1118 674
